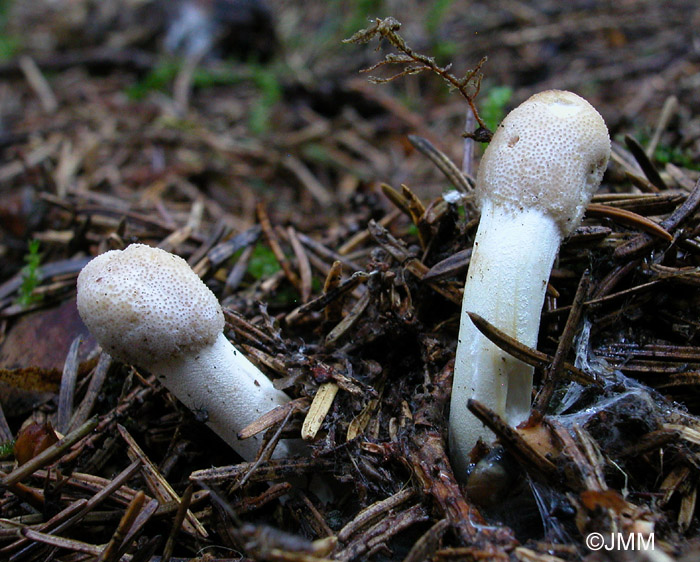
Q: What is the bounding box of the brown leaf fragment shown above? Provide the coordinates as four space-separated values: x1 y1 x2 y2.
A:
0 297 96 416
13 420 59 465
580 489 631 513
2 417 97 487
467 400 558 476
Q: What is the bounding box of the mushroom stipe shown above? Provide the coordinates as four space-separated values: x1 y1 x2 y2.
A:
449 90 610 479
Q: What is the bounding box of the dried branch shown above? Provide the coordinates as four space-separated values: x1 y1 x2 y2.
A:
344 17 489 132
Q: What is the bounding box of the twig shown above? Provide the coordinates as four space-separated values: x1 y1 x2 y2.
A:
344 17 488 131
97 491 146 562
586 203 672 241
531 271 592 419
408 135 474 193
281 154 334 207
402 518 450 562
298 232 364 272
325 291 372 347
162 484 194 562
285 270 369 325
624 134 666 190
57 336 82 434
68 353 112 432
615 177 700 258
467 399 557 475
286 226 313 303
402 359 514 549
466 312 598 386
0 401 12 442
19 528 103 557
118 424 207 538
0 499 87 558
7 460 142 560
646 95 678 157
257 202 301 290
2 418 97 487
237 397 309 440
335 503 429 561
233 406 296 493
338 489 415 542
18 55 58 113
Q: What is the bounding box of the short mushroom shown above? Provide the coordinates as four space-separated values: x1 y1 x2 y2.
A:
76 243 294 460
449 90 610 477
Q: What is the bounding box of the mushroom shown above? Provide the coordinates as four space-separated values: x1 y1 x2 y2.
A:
76 243 294 460
449 90 610 476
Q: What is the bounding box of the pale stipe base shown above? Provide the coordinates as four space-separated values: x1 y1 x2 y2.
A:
449 201 561 479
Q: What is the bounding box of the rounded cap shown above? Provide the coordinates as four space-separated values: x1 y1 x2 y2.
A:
77 244 224 368
476 90 610 236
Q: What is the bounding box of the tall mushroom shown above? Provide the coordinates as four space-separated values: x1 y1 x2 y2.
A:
77 243 294 461
449 90 610 477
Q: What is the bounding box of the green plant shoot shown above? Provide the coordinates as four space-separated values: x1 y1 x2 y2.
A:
480 85 513 133
17 239 43 308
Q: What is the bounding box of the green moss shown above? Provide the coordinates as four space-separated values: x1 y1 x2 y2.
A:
480 85 513 133
16 239 42 308
654 144 700 171
0 0 19 60
127 59 243 100
248 64 283 135
248 243 282 280
0 440 13 459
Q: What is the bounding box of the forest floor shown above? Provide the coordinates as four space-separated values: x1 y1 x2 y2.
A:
2 1 700 560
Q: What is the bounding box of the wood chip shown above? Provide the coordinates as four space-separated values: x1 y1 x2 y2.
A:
301 382 339 440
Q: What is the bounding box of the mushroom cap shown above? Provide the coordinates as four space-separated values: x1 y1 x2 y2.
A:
76 244 224 368
476 90 610 236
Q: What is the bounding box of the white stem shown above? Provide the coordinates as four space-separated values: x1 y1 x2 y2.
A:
151 333 293 460
449 200 561 477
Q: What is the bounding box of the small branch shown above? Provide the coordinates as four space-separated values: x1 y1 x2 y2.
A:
466 312 599 386
531 271 592 419
2 418 98 487
344 17 489 131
